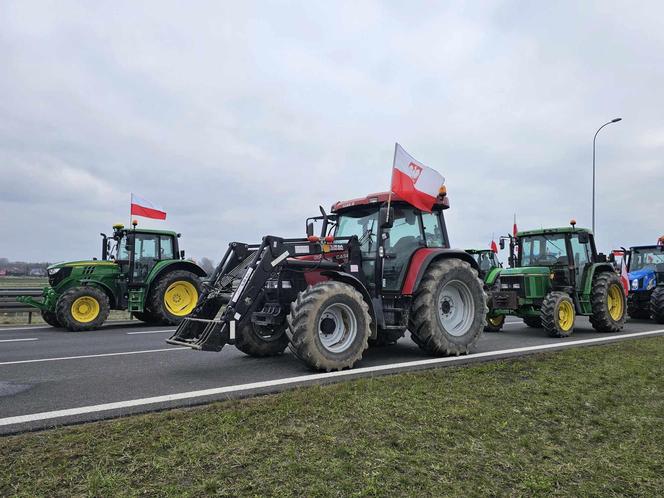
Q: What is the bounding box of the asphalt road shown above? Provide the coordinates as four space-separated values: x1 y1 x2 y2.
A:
1 317 663 435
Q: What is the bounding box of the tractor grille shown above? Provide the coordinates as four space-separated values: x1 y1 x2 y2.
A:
499 275 525 298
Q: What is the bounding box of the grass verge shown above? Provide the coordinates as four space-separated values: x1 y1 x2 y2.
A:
2 338 664 497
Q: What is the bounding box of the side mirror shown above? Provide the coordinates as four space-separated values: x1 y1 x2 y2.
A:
379 206 394 229
578 232 590 244
306 222 315 237
180 250 185 259
499 239 505 250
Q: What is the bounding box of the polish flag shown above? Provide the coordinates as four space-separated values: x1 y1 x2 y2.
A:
130 193 167 220
513 214 518 237
390 144 444 213
491 240 498 253
620 260 629 296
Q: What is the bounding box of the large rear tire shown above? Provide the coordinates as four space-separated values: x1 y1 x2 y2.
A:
149 271 202 325
286 281 371 371
235 322 289 357
627 294 651 319
41 310 61 328
589 272 626 332
651 287 664 324
56 287 110 331
541 291 575 338
409 259 487 355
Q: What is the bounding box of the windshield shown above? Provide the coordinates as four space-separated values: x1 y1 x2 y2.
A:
519 234 567 266
630 247 664 272
335 208 379 253
472 251 499 271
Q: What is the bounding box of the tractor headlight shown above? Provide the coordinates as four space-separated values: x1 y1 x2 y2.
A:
647 279 656 290
631 278 639 290
265 280 292 289
48 268 61 276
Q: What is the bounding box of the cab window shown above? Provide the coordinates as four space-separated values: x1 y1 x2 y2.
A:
383 208 424 291
136 234 158 260
421 212 445 247
160 235 174 259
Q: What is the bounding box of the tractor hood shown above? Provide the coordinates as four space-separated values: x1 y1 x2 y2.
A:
499 267 551 277
628 268 657 292
47 260 118 270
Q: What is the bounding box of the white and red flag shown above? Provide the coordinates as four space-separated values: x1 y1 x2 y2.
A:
130 193 167 220
491 240 498 253
390 143 444 213
620 259 629 296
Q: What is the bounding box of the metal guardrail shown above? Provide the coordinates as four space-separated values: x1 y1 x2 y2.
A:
0 288 43 323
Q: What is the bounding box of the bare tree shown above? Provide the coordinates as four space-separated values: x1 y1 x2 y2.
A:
199 257 215 276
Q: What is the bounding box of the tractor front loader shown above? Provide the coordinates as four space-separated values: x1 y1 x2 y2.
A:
169 189 488 371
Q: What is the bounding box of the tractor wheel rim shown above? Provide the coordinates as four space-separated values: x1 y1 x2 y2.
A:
164 281 198 316
437 279 475 337
71 296 100 323
557 300 574 331
317 303 358 353
488 315 504 327
607 284 624 321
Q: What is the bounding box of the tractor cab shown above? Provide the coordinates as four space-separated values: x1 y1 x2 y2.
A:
624 242 664 320
104 223 183 284
465 249 501 279
487 222 625 337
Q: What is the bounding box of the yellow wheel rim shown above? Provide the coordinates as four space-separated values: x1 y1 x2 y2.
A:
71 296 100 323
557 300 575 331
488 315 505 327
164 281 198 316
607 284 624 321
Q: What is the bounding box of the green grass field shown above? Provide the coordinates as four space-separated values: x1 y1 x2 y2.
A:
0 276 48 288
2 337 663 497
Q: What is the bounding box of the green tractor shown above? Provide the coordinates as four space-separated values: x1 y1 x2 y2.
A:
487 222 626 337
18 223 206 331
466 248 505 332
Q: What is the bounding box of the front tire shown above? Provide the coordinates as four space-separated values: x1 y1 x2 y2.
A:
41 310 62 328
149 271 202 325
484 314 505 332
541 291 575 338
409 259 487 355
55 287 110 331
627 294 651 319
651 287 664 324
286 281 371 371
235 322 289 357
589 272 626 332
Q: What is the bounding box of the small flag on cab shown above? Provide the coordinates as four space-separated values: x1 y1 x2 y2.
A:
130 193 167 222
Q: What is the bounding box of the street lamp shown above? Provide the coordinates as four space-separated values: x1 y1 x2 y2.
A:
592 117 622 233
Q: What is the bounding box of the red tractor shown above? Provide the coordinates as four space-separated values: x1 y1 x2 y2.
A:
168 188 487 371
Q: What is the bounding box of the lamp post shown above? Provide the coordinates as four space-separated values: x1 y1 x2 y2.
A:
592 117 622 233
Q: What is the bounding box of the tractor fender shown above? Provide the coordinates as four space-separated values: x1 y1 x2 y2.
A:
485 267 502 287
582 263 619 296
320 270 378 339
145 260 207 290
402 248 480 295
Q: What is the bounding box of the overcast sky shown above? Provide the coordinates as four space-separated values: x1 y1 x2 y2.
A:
1 1 662 264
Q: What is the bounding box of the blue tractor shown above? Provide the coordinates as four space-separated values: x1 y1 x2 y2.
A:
626 240 664 322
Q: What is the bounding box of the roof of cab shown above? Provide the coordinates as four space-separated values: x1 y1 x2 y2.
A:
331 191 449 213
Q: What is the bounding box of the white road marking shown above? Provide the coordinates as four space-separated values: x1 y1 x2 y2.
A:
126 329 175 335
2 328 663 428
0 338 38 343
0 347 189 366
0 326 52 332
0 321 137 333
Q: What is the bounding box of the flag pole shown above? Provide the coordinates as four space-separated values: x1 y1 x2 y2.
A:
386 142 398 222
129 193 133 228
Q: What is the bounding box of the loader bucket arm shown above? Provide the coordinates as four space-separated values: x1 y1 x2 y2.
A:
166 235 343 352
